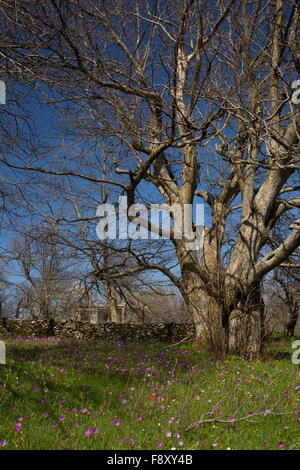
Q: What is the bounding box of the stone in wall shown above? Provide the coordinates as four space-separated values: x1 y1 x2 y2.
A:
0 318 195 344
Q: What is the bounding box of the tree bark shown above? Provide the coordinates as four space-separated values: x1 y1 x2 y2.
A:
286 307 299 337
227 284 264 359
184 282 264 360
103 242 120 323
177 239 226 357
107 282 120 323
186 285 225 357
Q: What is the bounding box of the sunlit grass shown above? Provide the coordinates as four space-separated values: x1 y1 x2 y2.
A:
0 334 299 450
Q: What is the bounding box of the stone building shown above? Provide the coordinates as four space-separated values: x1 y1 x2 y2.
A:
75 303 126 323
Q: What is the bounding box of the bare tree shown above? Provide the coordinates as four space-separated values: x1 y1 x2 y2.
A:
124 285 190 324
9 225 76 319
0 0 300 357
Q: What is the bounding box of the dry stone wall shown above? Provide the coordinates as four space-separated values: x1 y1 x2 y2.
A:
0 318 195 343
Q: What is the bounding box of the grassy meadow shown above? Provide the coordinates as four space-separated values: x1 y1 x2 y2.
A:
0 334 299 450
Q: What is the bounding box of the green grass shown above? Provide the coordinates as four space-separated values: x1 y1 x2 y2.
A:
0 334 299 450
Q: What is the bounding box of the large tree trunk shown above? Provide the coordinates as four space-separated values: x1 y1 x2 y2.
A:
226 284 264 359
178 240 226 357
184 282 264 360
177 233 265 359
186 284 225 357
182 269 265 359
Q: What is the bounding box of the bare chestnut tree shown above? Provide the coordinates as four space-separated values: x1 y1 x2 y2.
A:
0 0 300 357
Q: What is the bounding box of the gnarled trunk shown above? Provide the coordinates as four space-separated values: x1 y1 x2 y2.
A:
182 272 265 359
187 286 225 357
227 284 264 359
184 284 264 360
177 234 265 359
178 252 225 356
